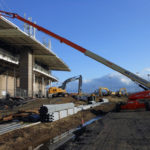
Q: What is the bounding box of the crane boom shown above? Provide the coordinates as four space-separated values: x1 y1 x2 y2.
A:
1 10 150 90
84 50 150 90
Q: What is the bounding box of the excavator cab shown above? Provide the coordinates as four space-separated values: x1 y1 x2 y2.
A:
99 87 111 96
116 88 128 97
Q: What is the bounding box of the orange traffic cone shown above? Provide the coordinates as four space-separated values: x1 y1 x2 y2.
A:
81 117 84 125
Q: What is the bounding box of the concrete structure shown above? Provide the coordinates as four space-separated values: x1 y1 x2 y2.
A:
0 17 70 98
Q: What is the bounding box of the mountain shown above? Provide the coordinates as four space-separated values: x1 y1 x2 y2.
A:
65 73 143 93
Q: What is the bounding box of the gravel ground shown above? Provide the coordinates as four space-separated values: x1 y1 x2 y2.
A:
58 111 150 150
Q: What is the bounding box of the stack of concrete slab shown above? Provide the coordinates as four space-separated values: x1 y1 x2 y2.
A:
40 98 109 122
42 103 75 121
43 103 74 113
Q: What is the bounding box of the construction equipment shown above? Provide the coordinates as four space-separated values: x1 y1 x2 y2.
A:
48 87 67 97
95 87 127 97
111 91 116 96
98 87 111 96
59 75 82 94
115 100 150 112
1 10 150 101
115 88 128 97
48 75 82 97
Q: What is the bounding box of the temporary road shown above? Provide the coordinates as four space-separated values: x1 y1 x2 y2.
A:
57 111 150 150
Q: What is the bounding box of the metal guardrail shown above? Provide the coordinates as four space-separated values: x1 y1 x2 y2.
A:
34 63 58 80
34 64 50 75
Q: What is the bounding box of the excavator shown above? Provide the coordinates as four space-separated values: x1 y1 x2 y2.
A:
97 87 127 97
49 75 82 97
115 88 128 97
1 10 150 110
98 87 111 96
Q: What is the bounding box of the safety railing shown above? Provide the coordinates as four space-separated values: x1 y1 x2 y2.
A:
34 63 58 81
0 48 19 64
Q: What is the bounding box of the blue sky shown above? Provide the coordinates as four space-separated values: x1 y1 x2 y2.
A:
1 0 150 92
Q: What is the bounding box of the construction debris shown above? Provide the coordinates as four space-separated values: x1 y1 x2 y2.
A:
0 97 30 110
0 102 115 150
0 110 39 123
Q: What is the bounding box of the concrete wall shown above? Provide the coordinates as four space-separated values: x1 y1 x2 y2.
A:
0 75 16 98
0 50 53 98
0 73 50 98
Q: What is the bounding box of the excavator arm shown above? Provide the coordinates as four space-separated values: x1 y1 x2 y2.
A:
1 10 150 98
59 75 82 94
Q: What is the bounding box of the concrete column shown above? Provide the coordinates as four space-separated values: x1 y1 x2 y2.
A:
38 77 41 97
19 49 33 97
42 77 44 97
33 73 35 97
14 68 16 97
6 71 8 95
49 79 51 87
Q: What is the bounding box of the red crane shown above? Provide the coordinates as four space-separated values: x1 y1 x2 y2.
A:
0 10 150 102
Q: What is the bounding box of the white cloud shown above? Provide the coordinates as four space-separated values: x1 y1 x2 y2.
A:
143 68 150 72
120 77 131 85
106 72 131 85
83 79 92 83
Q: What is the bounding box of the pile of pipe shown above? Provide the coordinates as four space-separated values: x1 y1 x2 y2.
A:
39 99 109 122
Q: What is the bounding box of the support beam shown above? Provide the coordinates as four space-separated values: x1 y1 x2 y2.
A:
42 77 45 97
19 49 33 97
14 68 16 97
6 71 8 97
33 73 35 97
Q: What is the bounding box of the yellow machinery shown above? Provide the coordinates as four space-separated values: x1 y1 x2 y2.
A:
98 87 111 96
48 87 67 97
111 91 116 96
116 88 128 97
48 75 82 97
97 87 127 97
